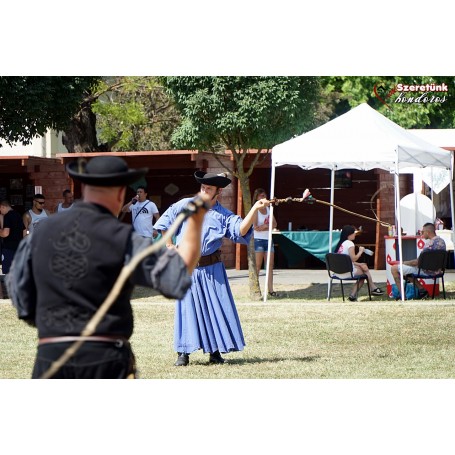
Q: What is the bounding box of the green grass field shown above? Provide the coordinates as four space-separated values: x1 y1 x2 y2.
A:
1 280 455 379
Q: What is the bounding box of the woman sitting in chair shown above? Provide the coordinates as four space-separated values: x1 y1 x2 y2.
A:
335 225 384 301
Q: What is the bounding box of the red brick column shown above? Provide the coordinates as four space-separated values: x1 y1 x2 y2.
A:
25 158 71 213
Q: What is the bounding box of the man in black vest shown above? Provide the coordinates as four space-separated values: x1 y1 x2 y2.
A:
0 200 25 274
6 156 208 379
0 200 25 298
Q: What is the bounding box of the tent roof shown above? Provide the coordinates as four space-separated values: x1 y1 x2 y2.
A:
408 129 455 151
272 103 452 172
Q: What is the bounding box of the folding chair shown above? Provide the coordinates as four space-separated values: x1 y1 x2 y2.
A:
325 253 372 301
404 250 447 299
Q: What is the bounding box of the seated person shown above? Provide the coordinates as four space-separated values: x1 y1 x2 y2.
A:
391 222 446 299
335 225 384 301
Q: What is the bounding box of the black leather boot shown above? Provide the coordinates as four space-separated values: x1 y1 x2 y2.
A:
174 352 189 366
209 351 225 364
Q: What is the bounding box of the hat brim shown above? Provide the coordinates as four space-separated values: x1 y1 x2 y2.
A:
67 161 148 187
194 171 231 188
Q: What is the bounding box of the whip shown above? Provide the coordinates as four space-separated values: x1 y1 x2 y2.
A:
40 196 209 379
269 189 392 228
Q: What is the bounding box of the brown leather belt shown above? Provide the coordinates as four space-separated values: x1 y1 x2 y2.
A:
197 250 222 268
38 335 129 347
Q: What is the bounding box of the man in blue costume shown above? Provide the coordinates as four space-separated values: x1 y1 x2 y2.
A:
155 171 271 366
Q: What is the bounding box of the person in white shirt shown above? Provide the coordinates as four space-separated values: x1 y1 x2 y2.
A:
121 186 160 239
23 194 51 236
334 224 384 301
56 189 74 213
252 188 278 297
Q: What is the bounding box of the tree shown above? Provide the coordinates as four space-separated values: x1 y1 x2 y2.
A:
0 76 179 153
162 76 320 299
319 76 455 128
0 76 100 149
93 77 181 151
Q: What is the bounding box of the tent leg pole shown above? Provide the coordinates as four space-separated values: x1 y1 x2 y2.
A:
449 165 455 270
265 162 277 303
327 168 336 300
395 158 405 302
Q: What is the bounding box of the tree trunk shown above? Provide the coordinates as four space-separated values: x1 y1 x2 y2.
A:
237 169 262 300
62 102 100 152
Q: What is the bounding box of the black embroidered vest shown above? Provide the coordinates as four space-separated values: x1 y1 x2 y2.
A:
30 202 135 338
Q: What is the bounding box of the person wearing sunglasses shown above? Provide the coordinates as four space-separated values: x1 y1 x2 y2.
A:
23 194 51 236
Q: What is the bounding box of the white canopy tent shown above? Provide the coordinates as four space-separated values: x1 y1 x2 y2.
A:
265 103 454 302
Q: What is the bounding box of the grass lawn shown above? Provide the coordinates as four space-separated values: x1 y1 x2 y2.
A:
1 280 455 379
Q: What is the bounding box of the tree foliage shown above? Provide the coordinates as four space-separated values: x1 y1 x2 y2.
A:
93 77 181 151
162 76 320 299
164 76 319 153
0 76 99 148
319 76 455 128
2 75 451 154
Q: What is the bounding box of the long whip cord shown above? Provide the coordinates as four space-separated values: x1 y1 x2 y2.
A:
40 197 208 379
269 194 392 228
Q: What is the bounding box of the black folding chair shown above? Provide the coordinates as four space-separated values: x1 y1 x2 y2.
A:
404 250 447 299
325 253 372 301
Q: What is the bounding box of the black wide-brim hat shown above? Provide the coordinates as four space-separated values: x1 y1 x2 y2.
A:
67 156 148 187
194 171 231 188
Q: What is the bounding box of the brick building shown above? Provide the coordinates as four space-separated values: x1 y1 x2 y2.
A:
1 129 454 270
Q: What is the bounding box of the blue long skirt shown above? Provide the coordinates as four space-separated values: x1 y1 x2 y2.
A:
174 262 245 354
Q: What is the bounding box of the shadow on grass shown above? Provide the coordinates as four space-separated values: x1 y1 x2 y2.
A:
189 355 321 366
270 282 455 302
267 283 389 301
132 281 455 303
230 355 321 365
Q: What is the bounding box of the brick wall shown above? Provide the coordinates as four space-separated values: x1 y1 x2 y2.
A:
25 158 71 213
375 170 412 269
27 152 239 268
